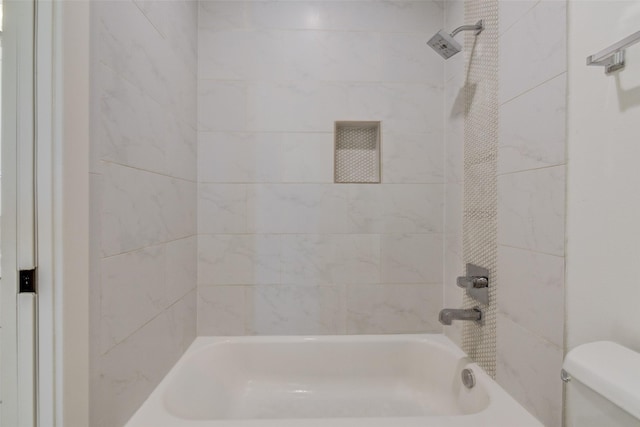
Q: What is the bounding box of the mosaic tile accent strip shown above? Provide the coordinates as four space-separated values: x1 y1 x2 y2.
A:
461 0 499 378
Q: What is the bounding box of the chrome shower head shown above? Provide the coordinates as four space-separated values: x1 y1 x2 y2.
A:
427 30 462 59
427 19 484 60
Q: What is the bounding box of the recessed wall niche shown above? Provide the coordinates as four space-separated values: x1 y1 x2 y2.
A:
334 121 381 184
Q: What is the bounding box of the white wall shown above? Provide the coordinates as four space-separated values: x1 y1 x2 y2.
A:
566 1 640 353
196 1 445 335
89 1 198 426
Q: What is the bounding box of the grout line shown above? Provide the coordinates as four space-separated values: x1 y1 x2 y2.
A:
199 27 445 36
197 78 445 89
197 232 446 237
101 160 198 184
499 71 567 106
100 287 196 358
496 163 566 177
196 282 445 288
102 234 198 260
498 0 542 38
497 243 565 259
132 0 167 42
498 310 563 349
198 181 447 185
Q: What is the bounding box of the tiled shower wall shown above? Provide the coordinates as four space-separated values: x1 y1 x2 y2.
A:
89 1 198 426
496 1 566 425
444 0 567 426
196 1 446 335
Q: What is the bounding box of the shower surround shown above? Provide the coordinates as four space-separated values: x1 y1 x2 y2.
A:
90 1 447 425
87 1 568 427
196 1 446 336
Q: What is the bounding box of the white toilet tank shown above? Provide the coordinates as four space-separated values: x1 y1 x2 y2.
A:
563 341 640 427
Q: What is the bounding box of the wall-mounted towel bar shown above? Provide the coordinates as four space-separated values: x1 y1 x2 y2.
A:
587 30 640 74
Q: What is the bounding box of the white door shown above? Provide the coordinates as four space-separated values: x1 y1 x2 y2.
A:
1 0 38 426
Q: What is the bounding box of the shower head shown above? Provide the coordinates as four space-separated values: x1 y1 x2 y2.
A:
427 31 462 59
427 19 484 59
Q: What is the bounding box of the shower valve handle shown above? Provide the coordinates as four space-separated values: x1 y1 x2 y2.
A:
456 264 490 305
456 276 488 289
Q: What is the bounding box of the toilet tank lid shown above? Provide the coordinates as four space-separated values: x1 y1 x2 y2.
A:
563 341 640 421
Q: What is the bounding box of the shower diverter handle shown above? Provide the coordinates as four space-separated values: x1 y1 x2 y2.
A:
456 275 488 290
456 263 490 305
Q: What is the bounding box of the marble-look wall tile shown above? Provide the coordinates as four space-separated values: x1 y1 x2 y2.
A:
281 133 333 183
100 245 166 353
444 71 465 184
164 236 198 305
163 177 197 242
247 184 348 234
165 119 197 183
197 286 246 336
495 2 567 425
198 1 248 31
347 184 443 233
97 63 197 182
199 29 285 81
381 33 443 85
498 0 538 36
500 0 567 103
198 80 247 132
443 236 464 345
198 234 382 289
442 0 465 351
499 73 566 174
247 81 350 132
133 0 198 73
280 234 381 285
94 0 196 127
100 235 196 355
332 235 381 284
497 166 565 256
101 164 161 255
247 1 442 33
443 0 464 81
444 182 462 236
198 132 282 183
347 83 443 135
246 285 344 335
97 64 165 175
498 245 564 347
381 234 443 284
282 31 381 82
497 314 563 427
197 0 445 337
91 1 198 424
346 284 443 334
198 184 247 234
382 132 444 184
102 162 196 256
279 234 335 285
198 234 281 285
95 291 196 427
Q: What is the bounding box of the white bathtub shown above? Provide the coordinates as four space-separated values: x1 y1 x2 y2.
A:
126 334 542 427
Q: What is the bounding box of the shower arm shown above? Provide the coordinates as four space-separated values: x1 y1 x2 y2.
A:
450 20 484 37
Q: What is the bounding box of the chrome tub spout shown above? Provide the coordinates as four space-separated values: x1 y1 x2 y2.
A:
438 307 482 325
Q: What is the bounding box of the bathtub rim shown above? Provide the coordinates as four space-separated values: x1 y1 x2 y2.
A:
125 333 543 427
